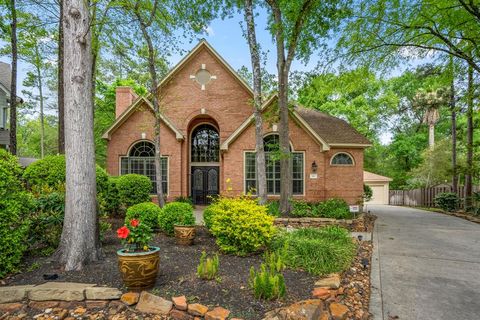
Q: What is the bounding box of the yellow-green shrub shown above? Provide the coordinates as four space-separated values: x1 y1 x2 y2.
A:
206 196 275 255
196 251 219 280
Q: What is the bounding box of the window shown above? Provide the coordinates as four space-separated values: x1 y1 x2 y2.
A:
331 152 354 166
120 141 168 194
191 124 219 163
245 134 304 195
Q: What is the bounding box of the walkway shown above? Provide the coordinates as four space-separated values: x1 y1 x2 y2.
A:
368 205 480 320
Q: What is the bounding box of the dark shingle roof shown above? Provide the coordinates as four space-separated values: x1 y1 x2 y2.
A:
295 106 371 145
0 62 11 93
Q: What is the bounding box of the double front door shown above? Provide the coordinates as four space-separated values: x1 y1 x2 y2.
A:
191 166 219 205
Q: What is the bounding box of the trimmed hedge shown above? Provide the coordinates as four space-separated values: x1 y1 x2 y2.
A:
125 202 161 230
0 150 34 277
116 174 152 208
290 198 352 219
205 197 275 255
158 202 195 235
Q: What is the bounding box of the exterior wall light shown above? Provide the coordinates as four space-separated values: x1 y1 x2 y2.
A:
311 161 318 173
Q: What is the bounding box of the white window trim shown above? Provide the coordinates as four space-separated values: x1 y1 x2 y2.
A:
243 150 305 197
330 152 355 166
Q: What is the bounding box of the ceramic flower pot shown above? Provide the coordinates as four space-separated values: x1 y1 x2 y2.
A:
117 246 160 290
174 225 196 245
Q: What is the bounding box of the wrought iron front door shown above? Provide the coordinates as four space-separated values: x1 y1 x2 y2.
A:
191 166 219 205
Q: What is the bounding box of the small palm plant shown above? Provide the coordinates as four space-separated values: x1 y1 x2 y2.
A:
249 251 286 300
196 251 219 280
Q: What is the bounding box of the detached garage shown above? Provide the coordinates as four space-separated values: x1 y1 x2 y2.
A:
364 171 392 205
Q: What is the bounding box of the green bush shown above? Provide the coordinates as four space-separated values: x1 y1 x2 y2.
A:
290 200 314 217
0 150 34 277
116 174 152 208
158 202 195 235
196 251 219 280
363 184 373 202
434 192 459 212
206 196 276 255
249 252 286 300
23 155 110 193
266 201 281 217
100 176 121 216
125 202 161 230
313 198 352 219
174 196 194 207
271 226 356 275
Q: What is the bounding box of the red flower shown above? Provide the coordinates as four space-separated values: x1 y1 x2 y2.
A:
130 219 140 227
117 226 130 239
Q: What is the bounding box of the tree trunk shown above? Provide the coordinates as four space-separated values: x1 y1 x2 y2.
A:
428 123 435 149
465 65 474 210
243 0 267 204
35 44 45 158
278 71 291 213
58 0 65 154
9 0 17 155
134 3 165 208
450 78 457 193
57 0 102 270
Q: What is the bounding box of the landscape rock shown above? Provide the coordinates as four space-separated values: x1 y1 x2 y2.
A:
28 301 60 310
135 291 172 315
205 306 230 320
263 299 325 320
85 287 122 300
172 295 187 311
28 282 95 301
0 302 24 313
120 292 139 306
187 303 208 317
85 300 110 309
329 303 348 320
169 309 194 320
0 285 34 303
315 274 341 289
312 287 330 299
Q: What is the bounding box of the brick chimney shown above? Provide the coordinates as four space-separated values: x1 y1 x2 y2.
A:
115 86 138 118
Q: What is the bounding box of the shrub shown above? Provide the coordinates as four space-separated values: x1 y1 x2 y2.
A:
116 174 152 208
249 252 286 300
174 196 194 207
363 184 373 202
158 202 195 235
290 200 313 217
101 176 121 216
0 150 34 277
271 226 356 275
196 251 219 280
206 196 276 255
434 192 459 212
313 198 352 219
266 201 281 217
125 202 161 230
23 155 110 193
203 205 216 229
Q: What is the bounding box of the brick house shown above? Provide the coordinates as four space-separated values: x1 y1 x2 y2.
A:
103 40 371 205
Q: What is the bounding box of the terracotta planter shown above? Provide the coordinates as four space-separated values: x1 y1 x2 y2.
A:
117 246 160 290
174 225 196 245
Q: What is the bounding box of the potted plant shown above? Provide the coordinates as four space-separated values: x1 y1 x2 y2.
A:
158 202 196 245
116 219 160 290
174 210 196 245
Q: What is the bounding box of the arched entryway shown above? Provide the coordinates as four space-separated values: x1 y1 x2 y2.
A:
190 123 219 205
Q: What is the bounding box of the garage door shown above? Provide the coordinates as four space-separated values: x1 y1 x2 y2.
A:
368 185 387 204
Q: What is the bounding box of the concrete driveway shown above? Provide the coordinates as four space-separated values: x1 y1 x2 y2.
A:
368 205 480 320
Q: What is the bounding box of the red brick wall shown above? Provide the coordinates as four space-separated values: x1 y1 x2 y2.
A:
115 87 137 118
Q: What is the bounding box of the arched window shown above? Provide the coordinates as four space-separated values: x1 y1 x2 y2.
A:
120 141 168 194
331 152 354 166
245 134 304 195
191 124 219 163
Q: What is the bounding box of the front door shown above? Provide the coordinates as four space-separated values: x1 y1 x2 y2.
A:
191 166 219 205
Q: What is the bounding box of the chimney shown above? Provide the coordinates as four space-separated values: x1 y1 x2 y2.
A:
115 86 137 118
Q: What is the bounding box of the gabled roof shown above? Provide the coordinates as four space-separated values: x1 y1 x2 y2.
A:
220 95 371 151
102 97 184 141
364 171 392 182
150 39 253 97
0 62 11 95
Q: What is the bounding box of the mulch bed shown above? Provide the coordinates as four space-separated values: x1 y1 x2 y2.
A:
5 219 317 320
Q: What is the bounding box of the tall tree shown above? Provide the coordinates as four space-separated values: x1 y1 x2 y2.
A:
465 64 474 209
58 0 65 154
8 0 18 155
56 0 102 270
243 0 267 204
265 0 348 213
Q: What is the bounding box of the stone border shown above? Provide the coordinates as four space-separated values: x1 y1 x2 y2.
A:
274 213 365 230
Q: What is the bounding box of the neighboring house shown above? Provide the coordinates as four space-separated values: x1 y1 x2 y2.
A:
0 62 11 148
103 40 371 205
364 171 393 205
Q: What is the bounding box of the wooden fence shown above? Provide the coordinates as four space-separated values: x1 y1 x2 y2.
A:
389 185 479 208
